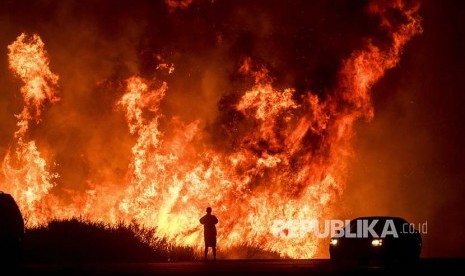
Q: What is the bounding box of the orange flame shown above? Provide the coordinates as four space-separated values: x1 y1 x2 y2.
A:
165 0 195 11
0 1 422 258
2 34 59 226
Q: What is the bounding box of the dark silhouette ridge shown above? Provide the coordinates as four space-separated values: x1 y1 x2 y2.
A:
0 191 24 263
199 207 218 261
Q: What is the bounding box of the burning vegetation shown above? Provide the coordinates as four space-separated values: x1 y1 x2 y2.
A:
0 0 421 258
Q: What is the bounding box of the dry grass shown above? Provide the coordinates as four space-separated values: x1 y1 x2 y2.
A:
22 218 194 263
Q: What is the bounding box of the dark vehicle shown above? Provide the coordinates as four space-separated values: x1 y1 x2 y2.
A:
0 192 24 263
329 216 422 264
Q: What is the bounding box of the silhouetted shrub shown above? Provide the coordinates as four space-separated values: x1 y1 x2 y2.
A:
22 218 195 263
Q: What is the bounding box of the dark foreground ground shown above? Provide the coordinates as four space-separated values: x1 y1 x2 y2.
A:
4 259 465 275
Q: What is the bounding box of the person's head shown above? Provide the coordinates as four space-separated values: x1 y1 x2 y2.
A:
206 207 212 214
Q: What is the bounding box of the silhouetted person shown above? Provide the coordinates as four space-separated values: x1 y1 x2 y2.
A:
0 192 24 264
199 207 218 261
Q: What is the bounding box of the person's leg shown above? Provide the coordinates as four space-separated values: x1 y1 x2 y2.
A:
204 246 208 261
213 246 216 261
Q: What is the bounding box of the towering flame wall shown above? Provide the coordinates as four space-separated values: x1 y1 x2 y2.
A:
0 0 421 258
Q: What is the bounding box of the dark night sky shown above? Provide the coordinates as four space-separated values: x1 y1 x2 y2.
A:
0 0 464 258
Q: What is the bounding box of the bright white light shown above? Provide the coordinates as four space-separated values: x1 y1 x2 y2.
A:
371 239 383 247
330 238 338 246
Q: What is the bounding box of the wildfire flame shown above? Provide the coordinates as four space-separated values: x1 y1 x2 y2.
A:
0 1 422 258
2 34 59 226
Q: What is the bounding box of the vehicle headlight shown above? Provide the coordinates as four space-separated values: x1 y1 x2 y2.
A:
371 239 383 247
330 238 338 246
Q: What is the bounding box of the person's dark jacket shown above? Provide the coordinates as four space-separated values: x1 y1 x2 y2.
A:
200 214 218 247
